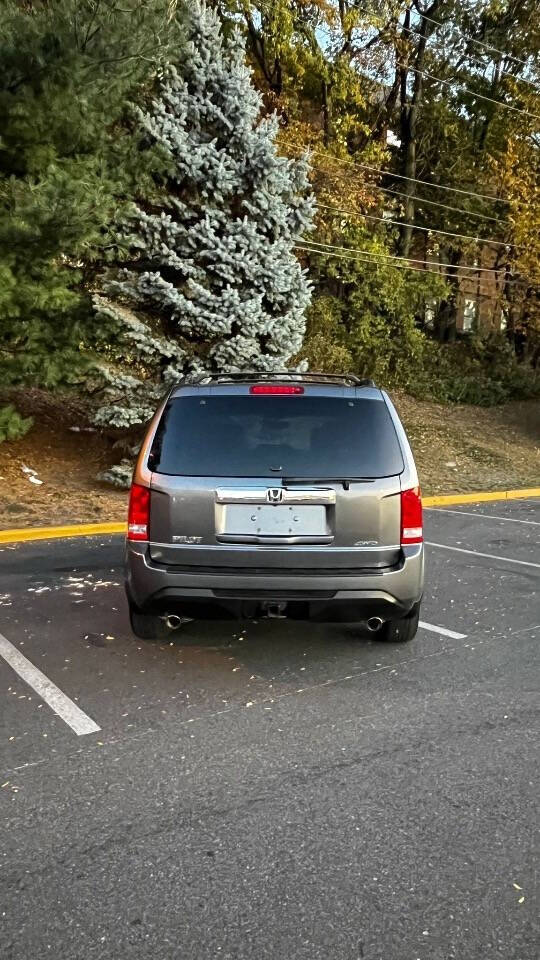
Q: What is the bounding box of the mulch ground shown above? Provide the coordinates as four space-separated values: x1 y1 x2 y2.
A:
0 388 538 529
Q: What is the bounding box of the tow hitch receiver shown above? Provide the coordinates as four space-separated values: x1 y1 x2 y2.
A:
263 602 288 619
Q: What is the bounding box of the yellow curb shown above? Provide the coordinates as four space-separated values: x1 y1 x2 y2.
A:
423 487 540 507
0 522 126 544
0 487 539 544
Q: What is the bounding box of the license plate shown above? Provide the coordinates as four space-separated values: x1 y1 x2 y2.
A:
223 504 327 537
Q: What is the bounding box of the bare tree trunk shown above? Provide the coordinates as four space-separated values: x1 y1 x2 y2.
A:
338 0 353 55
398 1 443 257
398 10 414 256
372 69 401 144
243 13 282 96
434 249 462 340
321 78 332 145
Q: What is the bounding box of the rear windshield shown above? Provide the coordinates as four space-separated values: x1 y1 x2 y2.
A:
150 395 404 478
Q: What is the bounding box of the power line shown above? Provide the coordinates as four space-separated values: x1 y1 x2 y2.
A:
283 142 505 220
373 182 506 223
396 21 540 92
299 238 506 274
315 201 515 249
317 19 538 92
294 244 532 292
397 62 540 121
279 140 504 203
318 16 530 70
293 245 505 294
294 244 455 277
296 241 535 288
417 11 531 67
492 66 540 92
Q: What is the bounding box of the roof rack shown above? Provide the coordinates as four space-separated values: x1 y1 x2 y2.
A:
178 371 376 388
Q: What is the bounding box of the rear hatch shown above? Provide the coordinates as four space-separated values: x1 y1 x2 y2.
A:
148 387 404 569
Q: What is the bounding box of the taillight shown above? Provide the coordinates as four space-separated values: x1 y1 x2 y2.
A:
127 483 150 541
401 487 423 544
249 384 304 394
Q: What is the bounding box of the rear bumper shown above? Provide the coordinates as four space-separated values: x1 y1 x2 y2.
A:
125 542 424 622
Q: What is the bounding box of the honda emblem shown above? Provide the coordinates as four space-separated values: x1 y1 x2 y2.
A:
267 488 283 504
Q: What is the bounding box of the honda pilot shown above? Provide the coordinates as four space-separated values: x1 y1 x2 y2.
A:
125 373 424 642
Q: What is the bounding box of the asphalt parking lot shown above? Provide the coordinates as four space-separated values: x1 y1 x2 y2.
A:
1 499 539 960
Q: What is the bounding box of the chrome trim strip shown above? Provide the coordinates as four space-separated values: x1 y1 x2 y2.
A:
215 487 337 505
216 534 335 545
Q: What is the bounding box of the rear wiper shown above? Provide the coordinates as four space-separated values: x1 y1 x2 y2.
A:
282 476 375 490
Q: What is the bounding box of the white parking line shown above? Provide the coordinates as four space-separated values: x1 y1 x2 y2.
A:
426 541 540 570
426 507 540 526
419 621 466 640
0 632 100 736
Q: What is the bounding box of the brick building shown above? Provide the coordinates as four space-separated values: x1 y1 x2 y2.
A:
417 243 507 338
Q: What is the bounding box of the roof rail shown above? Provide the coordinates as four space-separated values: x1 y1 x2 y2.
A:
177 371 376 388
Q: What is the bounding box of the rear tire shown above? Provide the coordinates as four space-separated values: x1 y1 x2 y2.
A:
377 605 420 643
129 604 170 641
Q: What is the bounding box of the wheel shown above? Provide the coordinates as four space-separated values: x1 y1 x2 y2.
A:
129 603 170 640
377 605 420 643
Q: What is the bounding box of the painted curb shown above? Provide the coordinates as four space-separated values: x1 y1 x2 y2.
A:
1 486 539 545
423 487 540 507
0 521 125 544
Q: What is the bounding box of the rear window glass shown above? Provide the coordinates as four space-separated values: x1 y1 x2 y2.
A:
150 395 404 478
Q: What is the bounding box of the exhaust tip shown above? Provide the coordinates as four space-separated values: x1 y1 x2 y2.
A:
166 614 184 630
367 617 384 632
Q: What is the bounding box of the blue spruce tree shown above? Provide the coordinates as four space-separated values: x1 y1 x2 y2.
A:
94 0 314 439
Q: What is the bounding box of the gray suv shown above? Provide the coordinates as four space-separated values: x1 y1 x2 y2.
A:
125 373 424 642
